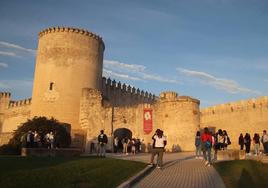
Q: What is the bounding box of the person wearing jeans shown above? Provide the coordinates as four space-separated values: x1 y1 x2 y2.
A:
201 127 212 166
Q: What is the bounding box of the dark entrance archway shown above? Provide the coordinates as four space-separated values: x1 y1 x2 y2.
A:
114 128 132 152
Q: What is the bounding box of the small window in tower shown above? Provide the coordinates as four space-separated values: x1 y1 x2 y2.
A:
49 82 54 90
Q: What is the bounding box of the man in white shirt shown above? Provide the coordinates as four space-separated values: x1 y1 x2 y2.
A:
148 129 167 169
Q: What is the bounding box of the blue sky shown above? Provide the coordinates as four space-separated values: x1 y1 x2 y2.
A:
0 0 267 108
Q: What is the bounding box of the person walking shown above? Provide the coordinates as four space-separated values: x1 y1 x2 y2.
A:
244 133 251 155
114 137 119 153
195 131 202 159
148 129 167 169
261 130 268 155
33 131 40 148
201 127 212 166
238 133 244 150
97 130 108 157
253 133 260 156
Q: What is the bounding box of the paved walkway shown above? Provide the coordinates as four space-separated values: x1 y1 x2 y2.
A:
109 152 226 188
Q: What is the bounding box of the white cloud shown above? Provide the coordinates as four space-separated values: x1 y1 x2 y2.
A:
0 51 19 57
142 73 179 84
0 62 8 68
0 41 36 54
103 68 142 81
104 60 146 72
103 59 179 84
177 68 261 95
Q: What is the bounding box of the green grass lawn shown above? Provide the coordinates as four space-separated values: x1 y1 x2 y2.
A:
214 160 268 188
0 156 146 188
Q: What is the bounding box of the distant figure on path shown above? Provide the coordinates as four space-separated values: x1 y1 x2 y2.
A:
201 127 212 166
26 130 34 148
114 136 119 153
195 131 202 159
98 130 108 157
148 129 167 169
217 129 224 150
33 131 40 148
238 133 244 150
261 130 268 155
244 133 251 155
122 137 129 155
253 133 260 156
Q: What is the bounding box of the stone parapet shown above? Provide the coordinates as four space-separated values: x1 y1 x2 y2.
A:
8 98 32 108
38 26 105 49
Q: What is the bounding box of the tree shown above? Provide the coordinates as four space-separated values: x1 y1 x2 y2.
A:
0 116 71 155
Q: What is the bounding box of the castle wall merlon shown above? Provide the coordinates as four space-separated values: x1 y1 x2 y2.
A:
0 92 11 98
8 98 31 108
38 26 105 50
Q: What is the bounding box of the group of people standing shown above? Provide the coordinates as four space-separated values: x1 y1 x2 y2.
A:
21 130 57 149
96 130 143 157
238 130 268 156
195 128 232 166
116 137 142 155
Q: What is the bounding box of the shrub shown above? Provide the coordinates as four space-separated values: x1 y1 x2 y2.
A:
0 116 71 155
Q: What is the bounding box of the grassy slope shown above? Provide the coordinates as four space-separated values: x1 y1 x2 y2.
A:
0 156 146 188
214 160 268 188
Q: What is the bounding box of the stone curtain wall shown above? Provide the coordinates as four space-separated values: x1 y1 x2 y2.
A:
0 132 13 145
201 96 268 149
101 77 156 106
2 99 31 133
80 89 200 152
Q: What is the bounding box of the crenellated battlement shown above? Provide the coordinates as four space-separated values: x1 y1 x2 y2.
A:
201 96 268 115
8 98 32 108
159 91 200 104
38 26 105 49
0 92 11 98
101 77 156 102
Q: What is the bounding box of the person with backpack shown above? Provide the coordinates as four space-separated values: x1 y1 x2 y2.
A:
97 130 108 157
195 131 202 159
201 127 212 166
217 129 224 150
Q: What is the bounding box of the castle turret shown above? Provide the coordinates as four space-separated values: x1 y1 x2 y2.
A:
155 91 200 151
0 92 11 132
31 27 105 131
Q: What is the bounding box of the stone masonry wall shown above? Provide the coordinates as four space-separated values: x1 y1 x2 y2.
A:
201 96 268 149
2 99 31 133
0 132 13 146
80 89 200 152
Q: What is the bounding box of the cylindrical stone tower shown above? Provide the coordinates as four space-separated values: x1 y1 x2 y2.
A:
31 27 105 132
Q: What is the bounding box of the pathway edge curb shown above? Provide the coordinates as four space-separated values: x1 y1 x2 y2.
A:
117 166 153 188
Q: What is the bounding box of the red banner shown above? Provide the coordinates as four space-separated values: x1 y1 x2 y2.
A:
143 109 153 134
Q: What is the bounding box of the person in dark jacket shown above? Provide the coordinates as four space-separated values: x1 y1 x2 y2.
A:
244 133 251 155
98 130 108 157
238 133 244 150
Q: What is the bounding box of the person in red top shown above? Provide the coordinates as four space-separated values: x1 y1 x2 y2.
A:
201 127 212 166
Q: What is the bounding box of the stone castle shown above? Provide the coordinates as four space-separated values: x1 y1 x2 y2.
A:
0 27 267 151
